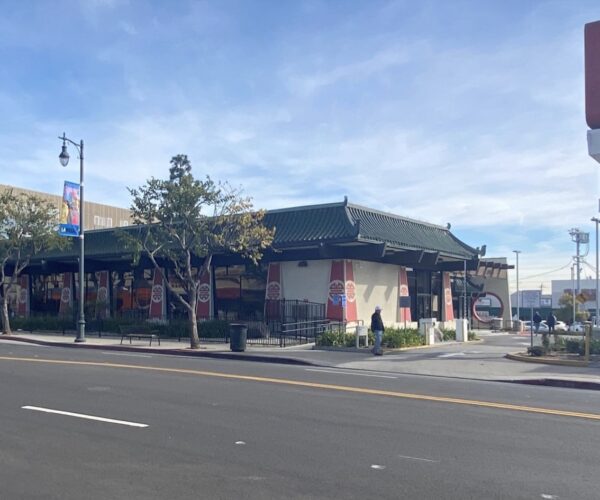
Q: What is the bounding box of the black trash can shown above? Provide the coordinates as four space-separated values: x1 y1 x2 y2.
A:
229 323 248 352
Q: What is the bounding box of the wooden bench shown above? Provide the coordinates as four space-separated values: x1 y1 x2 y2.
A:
119 325 161 346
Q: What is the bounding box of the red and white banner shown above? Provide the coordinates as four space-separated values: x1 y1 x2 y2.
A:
326 260 345 321
17 275 29 317
442 272 454 321
195 267 212 319
345 260 358 323
59 272 73 316
264 263 283 320
96 271 110 319
397 267 412 323
148 269 166 320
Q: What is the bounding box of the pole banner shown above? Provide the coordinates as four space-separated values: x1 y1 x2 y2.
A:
58 181 81 237
148 269 166 320
442 272 454 321
196 268 212 319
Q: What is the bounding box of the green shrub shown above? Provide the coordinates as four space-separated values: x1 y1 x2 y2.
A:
382 328 423 348
440 328 456 341
316 331 355 347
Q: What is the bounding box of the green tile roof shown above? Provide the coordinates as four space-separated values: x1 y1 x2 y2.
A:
35 200 478 262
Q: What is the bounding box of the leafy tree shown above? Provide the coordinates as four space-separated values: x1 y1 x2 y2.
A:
0 190 66 334
125 155 274 349
556 293 589 323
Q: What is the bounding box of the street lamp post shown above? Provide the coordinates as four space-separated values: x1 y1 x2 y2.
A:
592 217 600 326
58 133 85 343
513 250 521 322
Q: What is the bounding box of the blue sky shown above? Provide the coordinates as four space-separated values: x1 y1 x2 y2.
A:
1 0 600 293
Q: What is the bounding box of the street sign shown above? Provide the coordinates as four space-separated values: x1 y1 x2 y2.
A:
521 290 541 309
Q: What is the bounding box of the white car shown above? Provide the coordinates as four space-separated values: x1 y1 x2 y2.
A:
541 320 567 332
522 320 549 332
568 322 585 333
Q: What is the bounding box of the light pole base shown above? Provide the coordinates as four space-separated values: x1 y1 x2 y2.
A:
74 337 86 343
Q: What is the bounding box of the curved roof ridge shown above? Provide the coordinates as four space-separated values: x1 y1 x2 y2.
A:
346 202 449 231
266 200 346 215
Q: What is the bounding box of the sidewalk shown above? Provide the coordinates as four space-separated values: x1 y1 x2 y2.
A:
1 330 599 389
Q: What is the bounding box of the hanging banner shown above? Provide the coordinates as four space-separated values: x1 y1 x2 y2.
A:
96 271 110 319
345 260 358 323
442 272 454 321
58 181 81 237
17 275 30 317
397 267 412 323
326 260 345 321
264 262 283 320
148 269 166 320
196 267 212 319
59 272 73 316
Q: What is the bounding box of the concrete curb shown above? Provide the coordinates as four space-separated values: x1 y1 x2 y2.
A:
0 335 319 367
313 339 481 354
506 352 590 367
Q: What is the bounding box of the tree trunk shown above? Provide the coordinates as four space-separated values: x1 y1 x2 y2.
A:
1 285 12 335
189 297 200 349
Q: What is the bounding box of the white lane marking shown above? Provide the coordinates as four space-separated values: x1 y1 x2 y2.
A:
101 352 153 358
541 495 559 499
235 441 246 445
371 464 386 470
398 454 438 463
437 352 466 358
305 368 397 379
22 406 148 428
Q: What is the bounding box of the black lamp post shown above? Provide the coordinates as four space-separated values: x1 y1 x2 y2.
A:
58 132 86 343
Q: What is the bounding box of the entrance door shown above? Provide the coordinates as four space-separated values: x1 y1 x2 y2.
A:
416 294 431 320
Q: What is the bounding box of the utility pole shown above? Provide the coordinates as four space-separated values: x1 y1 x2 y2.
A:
513 250 521 321
570 228 589 318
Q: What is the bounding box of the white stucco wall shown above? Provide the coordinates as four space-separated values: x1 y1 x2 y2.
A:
280 260 331 304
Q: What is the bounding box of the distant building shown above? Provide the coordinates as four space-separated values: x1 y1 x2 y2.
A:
551 279 598 311
510 291 552 311
0 184 132 230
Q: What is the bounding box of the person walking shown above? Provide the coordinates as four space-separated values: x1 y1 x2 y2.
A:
533 311 542 335
370 305 384 356
546 312 556 333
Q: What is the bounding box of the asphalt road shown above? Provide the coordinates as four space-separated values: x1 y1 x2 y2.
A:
1 342 599 500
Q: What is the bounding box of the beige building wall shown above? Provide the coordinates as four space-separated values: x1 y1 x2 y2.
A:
280 259 416 329
470 257 512 324
1 184 132 230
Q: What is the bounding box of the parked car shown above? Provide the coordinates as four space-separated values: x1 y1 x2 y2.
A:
541 320 567 332
568 322 585 333
522 320 549 332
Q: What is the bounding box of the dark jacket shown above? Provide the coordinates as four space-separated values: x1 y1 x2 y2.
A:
546 314 556 327
533 312 542 324
371 311 384 331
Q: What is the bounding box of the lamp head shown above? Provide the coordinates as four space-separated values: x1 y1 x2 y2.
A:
59 141 70 167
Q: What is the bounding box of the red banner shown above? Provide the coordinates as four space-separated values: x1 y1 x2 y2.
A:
442 272 454 321
397 267 412 323
59 272 73 316
196 268 212 319
345 260 358 323
326 260 345 321
148 269 166 320
264 263 283 320
96 271 110 319
17 275 29 317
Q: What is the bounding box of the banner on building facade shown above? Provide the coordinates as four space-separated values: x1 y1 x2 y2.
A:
58 181 81 237
397 267 412 323
148 269 166 320
59 272 73 316
326 260 361 322
442 272 454 321
196 268 212 319
264 262 283 320
344 260 358 323
17 274 29 317
96 271 110 319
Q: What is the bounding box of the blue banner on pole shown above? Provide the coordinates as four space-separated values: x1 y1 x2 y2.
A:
58 181 80 237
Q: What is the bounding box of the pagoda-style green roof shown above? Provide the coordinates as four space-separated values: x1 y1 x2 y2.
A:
265 200 477 259
32 199 479 267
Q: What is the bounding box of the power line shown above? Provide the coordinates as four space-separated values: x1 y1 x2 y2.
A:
519 262 573 281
